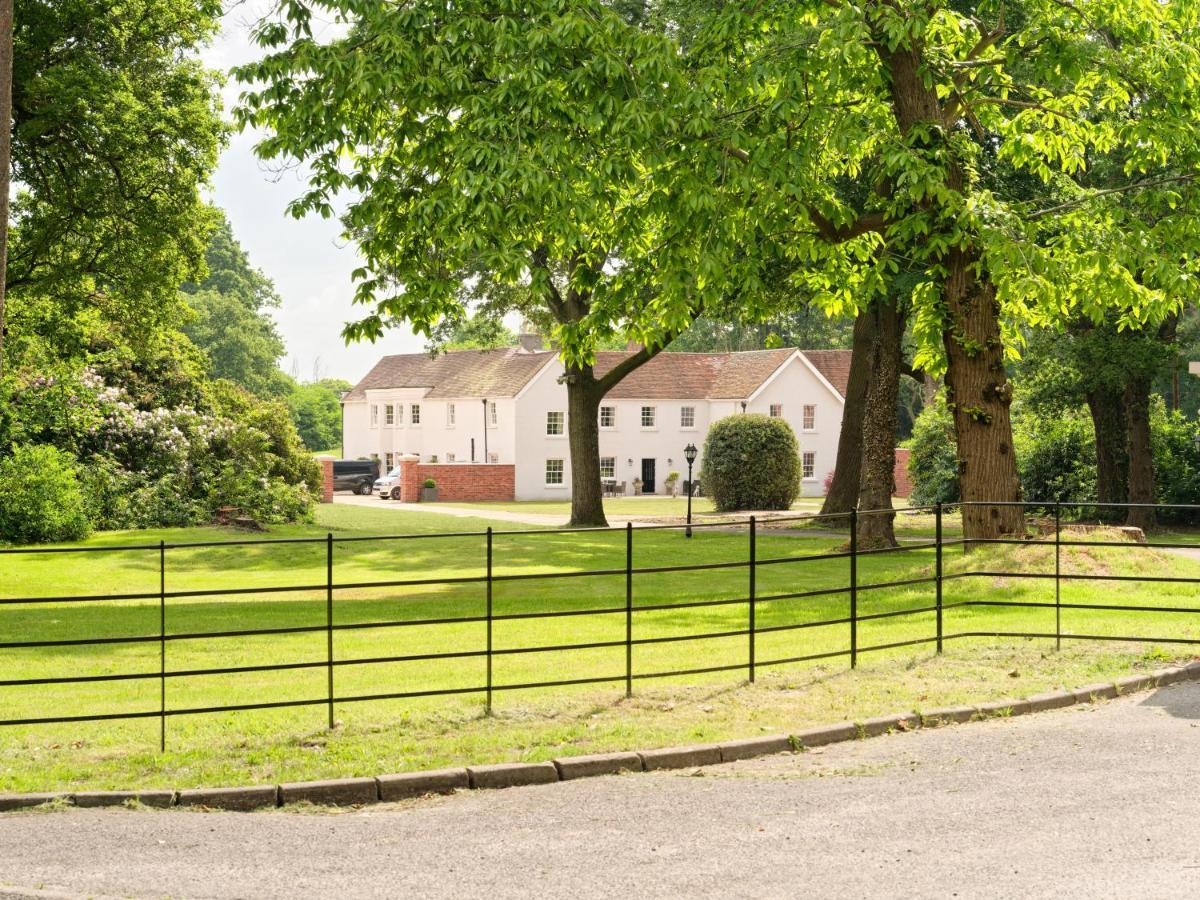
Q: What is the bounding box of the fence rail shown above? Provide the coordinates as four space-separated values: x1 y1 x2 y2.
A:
2 500 1199 751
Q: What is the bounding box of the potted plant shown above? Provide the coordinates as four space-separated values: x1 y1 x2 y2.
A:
633 477 643 496
421 478 438 502
665 471 680 498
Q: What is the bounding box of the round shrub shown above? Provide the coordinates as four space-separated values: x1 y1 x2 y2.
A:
700 414 800 511
0 444 93 544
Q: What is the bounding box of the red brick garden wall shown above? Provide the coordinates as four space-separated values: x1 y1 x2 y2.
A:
397 459 515 502
893 448 912 498
320 458 334 503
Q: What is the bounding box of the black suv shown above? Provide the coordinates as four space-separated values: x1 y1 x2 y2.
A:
332 460 379 495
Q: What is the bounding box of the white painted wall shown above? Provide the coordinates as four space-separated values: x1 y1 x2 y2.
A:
343 352 845 500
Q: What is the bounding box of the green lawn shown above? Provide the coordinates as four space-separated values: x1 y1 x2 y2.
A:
1 503 1198 794
438 496 827 517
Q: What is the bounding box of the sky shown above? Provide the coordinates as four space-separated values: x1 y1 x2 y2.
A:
202 4 426 385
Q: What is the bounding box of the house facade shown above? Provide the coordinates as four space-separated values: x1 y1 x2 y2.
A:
341 345 850 500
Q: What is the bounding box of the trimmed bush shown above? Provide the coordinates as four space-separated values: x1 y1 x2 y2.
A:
1013 407 1097 505
907 396 959 506
0 444 93 544
700 414 800 511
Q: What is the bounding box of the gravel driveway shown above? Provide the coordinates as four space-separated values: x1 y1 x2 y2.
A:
3 682 1199 899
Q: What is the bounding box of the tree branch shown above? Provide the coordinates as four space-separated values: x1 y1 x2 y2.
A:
807 207 886 243
1028 173 1199 220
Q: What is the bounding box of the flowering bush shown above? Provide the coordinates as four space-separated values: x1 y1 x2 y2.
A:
0 364 319 541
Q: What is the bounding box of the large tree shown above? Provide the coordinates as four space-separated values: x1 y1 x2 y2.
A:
236 2 739 526
3 0 225 369
655 0 1200 539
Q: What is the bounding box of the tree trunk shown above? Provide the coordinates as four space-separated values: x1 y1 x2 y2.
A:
875 36 1023 542
1086 386 1127 523
820 307 875 521
565 364 607 527
1124 376 1155 532
857 300 904 549
0 0 13 377
941 251 1024 539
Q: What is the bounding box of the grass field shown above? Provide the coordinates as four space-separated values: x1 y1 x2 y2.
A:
2 503 1198 793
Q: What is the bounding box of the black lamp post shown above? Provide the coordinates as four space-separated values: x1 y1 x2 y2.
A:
684 443 698 538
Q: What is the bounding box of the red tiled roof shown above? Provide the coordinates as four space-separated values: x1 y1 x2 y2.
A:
345 347 852 402
342 348 554 402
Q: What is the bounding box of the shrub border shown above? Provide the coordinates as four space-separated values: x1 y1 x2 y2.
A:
2 661 1196 813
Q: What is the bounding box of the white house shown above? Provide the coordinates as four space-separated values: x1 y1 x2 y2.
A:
341 345 850 500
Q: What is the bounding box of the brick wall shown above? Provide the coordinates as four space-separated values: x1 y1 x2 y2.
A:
893 448 912 498
397 459 515 502
320 458 334 503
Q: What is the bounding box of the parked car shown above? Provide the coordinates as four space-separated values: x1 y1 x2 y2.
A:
332 460 379 495
375 467 403 500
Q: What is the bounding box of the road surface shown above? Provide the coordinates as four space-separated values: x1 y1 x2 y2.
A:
3 681 1199 899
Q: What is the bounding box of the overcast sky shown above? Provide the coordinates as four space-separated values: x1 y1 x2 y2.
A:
202 4 426 385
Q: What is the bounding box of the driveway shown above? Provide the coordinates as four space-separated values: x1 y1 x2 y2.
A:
3 682 1200 898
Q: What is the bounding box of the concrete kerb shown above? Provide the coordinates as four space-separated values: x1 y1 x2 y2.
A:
4 663 1198 813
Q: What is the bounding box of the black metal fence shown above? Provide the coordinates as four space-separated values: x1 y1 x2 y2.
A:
2 500 1199 752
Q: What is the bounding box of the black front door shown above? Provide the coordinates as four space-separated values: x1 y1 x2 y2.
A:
641 458 656 494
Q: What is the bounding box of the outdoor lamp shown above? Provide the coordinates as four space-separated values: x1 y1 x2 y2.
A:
684 443 698 538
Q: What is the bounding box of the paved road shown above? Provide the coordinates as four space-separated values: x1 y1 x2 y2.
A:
4 683 1200 899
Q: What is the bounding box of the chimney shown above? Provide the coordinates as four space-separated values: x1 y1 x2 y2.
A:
626 339 643 352
518 331 544 352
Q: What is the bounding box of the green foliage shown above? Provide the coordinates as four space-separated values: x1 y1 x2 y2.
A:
700 415 799 511
180 214 291 397
1149 401 1200 525
426 312 518 353
907 398 959 506
286 379 351 451
8 0 226 357
1012 407 1097 506
423 478 437 489
0 445 92 545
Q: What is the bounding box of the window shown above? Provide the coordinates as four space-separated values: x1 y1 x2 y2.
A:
411 404 421 425
396 404 404 425
600 456 616 479
488 452 499 463
802 451 816 480
447 452 456 463
446 403 456 427
546 410 565 436
769 403 783 418
680 406 696 429
370 405 379 427
384 404 395 426
488 401 498 427
640 406 656 428
546 458 565 485
385 452 394 471
803 404 816 430
599 406 616 429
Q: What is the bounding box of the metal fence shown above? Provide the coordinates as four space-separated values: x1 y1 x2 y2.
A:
2 500 1198 751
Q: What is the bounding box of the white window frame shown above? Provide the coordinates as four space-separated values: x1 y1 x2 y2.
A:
385 452 394 471
446 403 456 428
599 406 616 429
447 452 457 463
640 406 656 430
769 403 783 418
370 404 379 428
680 406 696 430
802 451 816 481
546 410 565 437
411 404 421 426
384 404 395 426
600 456 616 479
488 400 498 428
545 458 565 487
802 404 816 431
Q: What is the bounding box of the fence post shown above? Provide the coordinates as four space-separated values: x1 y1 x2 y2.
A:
1054 502 1061 652
326 532 335 730
159 539 166 754
850 507 858 669
486 527 493 715
935 503 943 655
748 515 756 684
625 522 633 699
